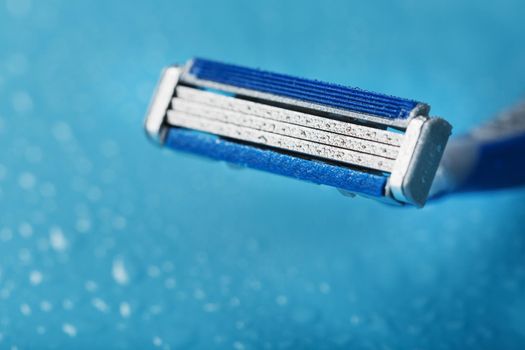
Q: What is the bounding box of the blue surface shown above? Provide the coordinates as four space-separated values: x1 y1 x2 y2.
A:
165 128 387 198
190 58 420 119
1 1 525 349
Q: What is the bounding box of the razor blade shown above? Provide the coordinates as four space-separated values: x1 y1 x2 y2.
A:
145 58 452 207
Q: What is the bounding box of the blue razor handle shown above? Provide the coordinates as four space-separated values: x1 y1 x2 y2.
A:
430 99 525 198
145 58 452 207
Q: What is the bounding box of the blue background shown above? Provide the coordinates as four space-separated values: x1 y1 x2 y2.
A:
1 0 525 349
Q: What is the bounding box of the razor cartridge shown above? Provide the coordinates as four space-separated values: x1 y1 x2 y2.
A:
145 58 452 207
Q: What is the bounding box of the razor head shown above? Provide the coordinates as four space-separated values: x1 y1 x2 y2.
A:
145 58 452 207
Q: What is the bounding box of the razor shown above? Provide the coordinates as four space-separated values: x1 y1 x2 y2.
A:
145 58 452 207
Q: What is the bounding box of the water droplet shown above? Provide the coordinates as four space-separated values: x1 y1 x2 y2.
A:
247 279 261 290
119 302 131 318
86 186 102 202
52 122 73 142
62 299 74 310
164 277 176 289
75 218 91 233
147 265 160 278
29 270 43 285
112 257 129 285
20 303 31 315
84 280 98 292
18 248 32 263
350 314 361 326
193 288 205 300
229 297 240 307
62 323 77 337
153 336 163 347
49 226 68 252
276 295 288 306
112 216 126 230
233 341 245 350
40 300 52 312
18 222 33 238
91 298 109 313
319 282 331 294
18 172 36 190
203 303 220 313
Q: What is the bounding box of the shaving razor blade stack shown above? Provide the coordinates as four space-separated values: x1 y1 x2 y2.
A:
145 58 452 207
